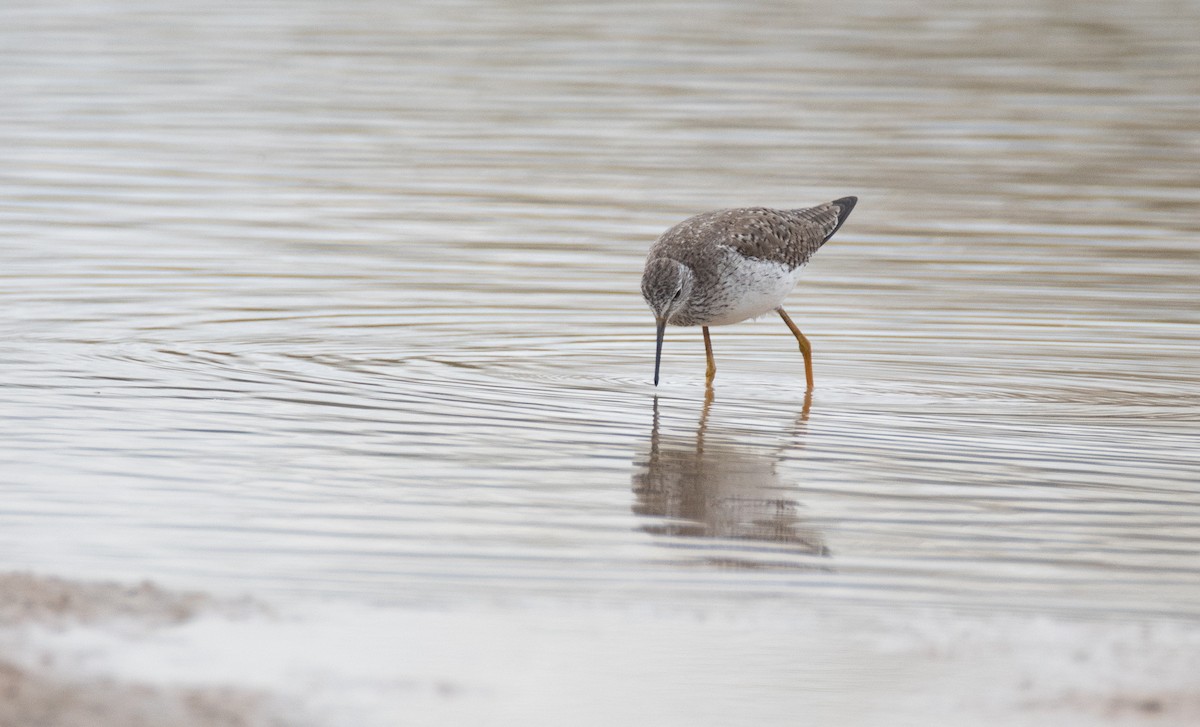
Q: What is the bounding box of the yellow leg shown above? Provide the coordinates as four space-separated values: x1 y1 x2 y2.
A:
697 383 715 451
776 307 814 390
702 326 716 385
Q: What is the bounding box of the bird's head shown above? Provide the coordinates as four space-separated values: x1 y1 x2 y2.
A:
641 258 694 385
641 258 694 324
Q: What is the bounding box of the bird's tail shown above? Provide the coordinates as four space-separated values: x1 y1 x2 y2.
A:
823 196 857 242
788 196 858 246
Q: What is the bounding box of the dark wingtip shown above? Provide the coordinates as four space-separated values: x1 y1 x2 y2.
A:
825 196 858 240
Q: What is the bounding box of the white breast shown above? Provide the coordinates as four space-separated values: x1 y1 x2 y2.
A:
702 252 803 326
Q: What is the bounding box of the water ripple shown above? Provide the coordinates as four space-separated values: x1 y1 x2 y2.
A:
1 0 1198 623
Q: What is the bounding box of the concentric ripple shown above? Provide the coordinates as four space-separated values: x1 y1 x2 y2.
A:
1 0 1198 624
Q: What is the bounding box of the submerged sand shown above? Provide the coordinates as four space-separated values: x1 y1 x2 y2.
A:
0 664 289 727
2 571 1198 727
0 573 292 727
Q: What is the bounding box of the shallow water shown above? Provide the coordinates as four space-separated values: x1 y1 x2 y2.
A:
2 0 1199 717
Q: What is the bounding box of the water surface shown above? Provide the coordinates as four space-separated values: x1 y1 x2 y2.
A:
1 0 1199 721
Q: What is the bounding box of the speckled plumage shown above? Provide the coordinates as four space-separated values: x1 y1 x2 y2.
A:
652 202 846 271
642 197 856 327
641 196 857 387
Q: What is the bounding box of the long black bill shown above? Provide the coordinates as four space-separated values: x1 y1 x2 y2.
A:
653 318 666 386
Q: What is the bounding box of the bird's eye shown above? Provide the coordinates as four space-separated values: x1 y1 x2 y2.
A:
671 288 682 301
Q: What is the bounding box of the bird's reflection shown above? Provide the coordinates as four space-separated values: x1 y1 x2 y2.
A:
632 389 829 568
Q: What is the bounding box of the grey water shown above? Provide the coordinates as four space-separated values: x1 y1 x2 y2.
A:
2 0 1198 638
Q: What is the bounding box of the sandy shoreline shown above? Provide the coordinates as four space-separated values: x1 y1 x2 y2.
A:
3 571 1199 727
0 663 289 727
0 573 293 727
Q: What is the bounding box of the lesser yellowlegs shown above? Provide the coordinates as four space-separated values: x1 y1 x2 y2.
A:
641 196 857 389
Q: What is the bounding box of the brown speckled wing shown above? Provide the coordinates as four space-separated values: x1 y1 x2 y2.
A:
789 196 856 242
722 197 857 269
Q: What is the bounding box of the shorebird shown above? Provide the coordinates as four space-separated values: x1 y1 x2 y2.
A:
641 196 857 389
